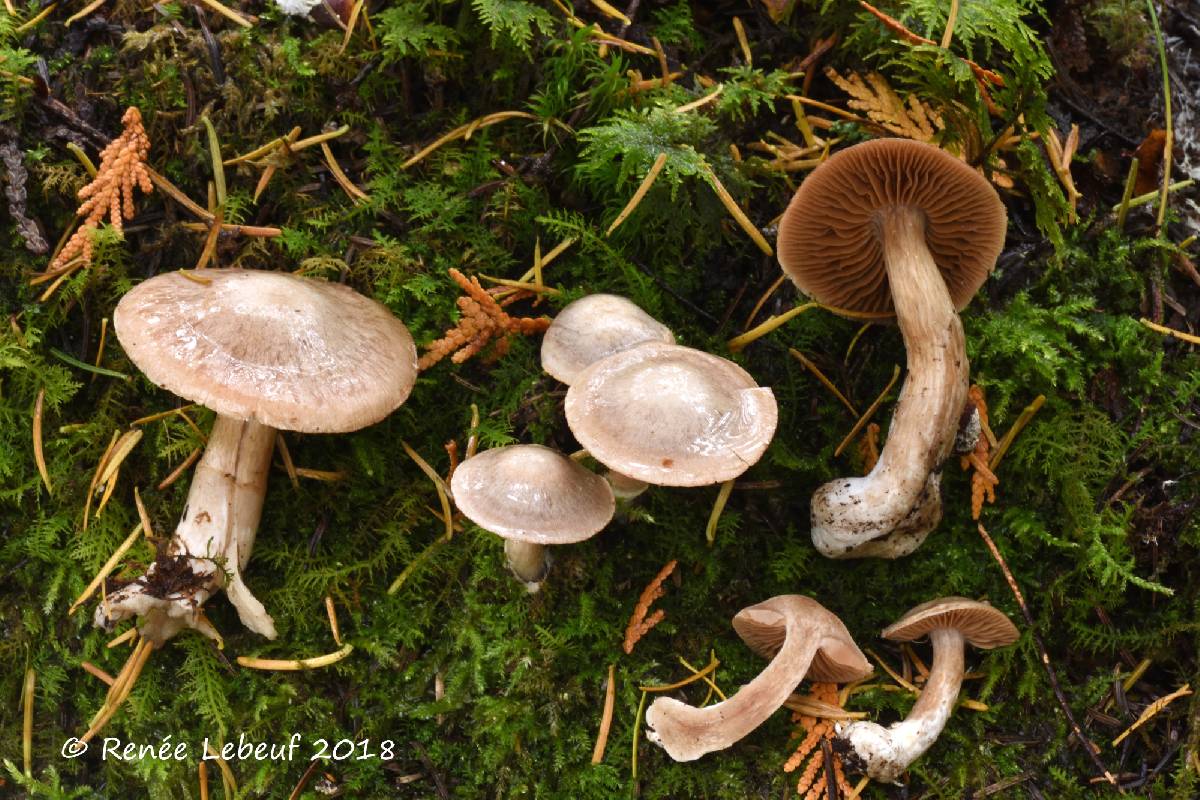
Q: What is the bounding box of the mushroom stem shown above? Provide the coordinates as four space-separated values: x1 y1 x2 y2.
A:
604 469 649 501
96 416 278 644
503 539 549 590
811 205 968 558
644 606 823 761
839 627 965 783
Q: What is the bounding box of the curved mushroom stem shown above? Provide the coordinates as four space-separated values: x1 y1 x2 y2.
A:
811 205 968 558
839 627 965 783
503 540 549 592
95 416 278 644
604 469 649 501
644 607 823 761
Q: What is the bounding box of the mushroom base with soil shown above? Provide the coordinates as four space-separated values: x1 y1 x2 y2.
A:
810 206 969 559
95 417 278 645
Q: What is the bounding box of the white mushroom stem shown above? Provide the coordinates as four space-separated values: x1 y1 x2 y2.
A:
604 469 649 501
95 416 278 644
839 627 965 783
811 205 968 558
503 540 548 591
644 608 822 761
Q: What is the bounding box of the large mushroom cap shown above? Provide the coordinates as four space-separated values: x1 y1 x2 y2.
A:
776 138 1006 315
541 294 674 385
564 343 777 487
114 269 417 433
883 597 1019 649
733 595 872 683
450 444 615 545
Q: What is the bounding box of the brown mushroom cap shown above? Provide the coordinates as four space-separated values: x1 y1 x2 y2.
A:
564 343 777 487
776 138 1006 315
541 294 674 385
883 597 1019 649
733 595 872 683
114 269 417 433
450 444 615 545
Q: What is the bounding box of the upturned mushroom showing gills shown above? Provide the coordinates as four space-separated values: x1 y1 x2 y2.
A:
565 342 777 487
450 444 615 591
645 595 871 761
837 597 1018 783
777 139 1006 559
97 269 417 644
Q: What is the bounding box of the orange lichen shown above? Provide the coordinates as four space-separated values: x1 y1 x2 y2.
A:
784 683 853 800
419 268 551 370
51 107 153 271
961 385 999 519
623 559 677 654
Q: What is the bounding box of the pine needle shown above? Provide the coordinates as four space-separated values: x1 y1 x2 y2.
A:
22 668 34 777
158 447 202 490
33 387 51 493
80 661 116 686
989 395 1046 471
237 643 354 671
276 433 300 489
83 429 120 530
591 664 617 764
640 653 720 692
401 440 454 541
702 164 773 256
403 112 539 169
728 302 819 352
607 152 668 236
788 348 859 417
325 596 343 646
68 522 144 615
321 141 370 203
1140 317 1200 345
834 364 901 457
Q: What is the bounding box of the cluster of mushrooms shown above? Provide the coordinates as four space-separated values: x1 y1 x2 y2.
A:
97 139 1018 783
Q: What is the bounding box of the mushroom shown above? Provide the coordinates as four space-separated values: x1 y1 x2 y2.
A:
836 597 1019 783
97 269 417 644
565 342 777 487
777 139 1006 559
645 595 871 761
540 293 674 386
449 444 615 591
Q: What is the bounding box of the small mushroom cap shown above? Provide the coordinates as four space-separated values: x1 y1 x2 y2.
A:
564 343 777 487
450 444 615 545
115 269 417 433
883 597 1019 649
733 595 872 683
541 294 674 385
776 138 1007 316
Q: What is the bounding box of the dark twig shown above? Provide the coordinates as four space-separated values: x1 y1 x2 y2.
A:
411 740 450 800
977 523 1119 787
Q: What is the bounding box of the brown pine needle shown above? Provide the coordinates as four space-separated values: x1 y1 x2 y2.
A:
81 661 116 685
403 111 539 169
131 404 199 427
276 433 300 489
1141 317 1200 345
624 559 678 654
607 152 668 236
237 643 354 671
743 274 787 330
834 364 901 457
158 447 202 490
192 0 252 27
941 0 960 48
679 654 728 703
83 429 120 530
591 664 617 764
858 423 881 473
321 141 369 203
732 16 752 65
81 638 155 744
69 522 144 615
401 440 454 541
728 302 820 352
107 627 137 648
325 596 343 646
33 388 51 493
702 164 773 256
293 467 347 482
675 84 725 114
14 2 57 32
989 394 1046 472
788 348 859 417
97 428 143 492
22 668 34 777
865 648 920 693
199 762 209 800
65 0 106 26
1112 684 1192 746
205 742 238 795
133 486 155 541
92 317 109 379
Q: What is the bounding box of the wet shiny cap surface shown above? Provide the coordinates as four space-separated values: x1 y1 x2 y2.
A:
883 596 1019 649
450 444 615 544
564 343 777 486
114 269 417 432
777 138 1006 315
540 293 674 385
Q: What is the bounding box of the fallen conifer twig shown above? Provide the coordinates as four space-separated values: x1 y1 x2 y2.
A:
977 522 1118 786
623 559 677 653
